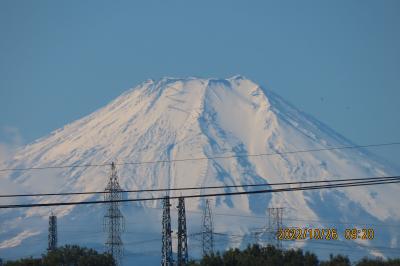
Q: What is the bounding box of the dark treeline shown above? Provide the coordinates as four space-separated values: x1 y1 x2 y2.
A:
189 245 400 266
3 245 115 266
4 244 400 266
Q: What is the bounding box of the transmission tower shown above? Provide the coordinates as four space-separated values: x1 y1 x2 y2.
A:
177 197 188 266
104 162 125 266
268 207 284 249
161 196 173 266
202 199 214 256
47 212 57 252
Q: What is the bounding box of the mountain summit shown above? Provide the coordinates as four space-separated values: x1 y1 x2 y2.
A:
1 76 399 263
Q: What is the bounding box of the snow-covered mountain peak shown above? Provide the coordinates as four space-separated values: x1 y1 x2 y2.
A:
0 76 399 262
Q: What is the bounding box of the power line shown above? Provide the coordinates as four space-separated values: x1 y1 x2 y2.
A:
284 217 400 228
2 178 399 209
1 141 399 173
54 202 400 229
1 175 399 198
48 209 400 235
0 178 399 209
287 239 400 252
209 211 400 228
208 232 400 252
122 202 400 229
200 212 400 228
117 142 400 166
192 232 400 253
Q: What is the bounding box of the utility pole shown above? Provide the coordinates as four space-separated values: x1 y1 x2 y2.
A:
161 196 173 266
202 199 214 257
48 212 57 252
268 207 284 249
177 197 188 266
104 162 125 266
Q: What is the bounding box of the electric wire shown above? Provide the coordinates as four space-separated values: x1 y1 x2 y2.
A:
0 178 399 209
0 141 399 173
1 175 399 198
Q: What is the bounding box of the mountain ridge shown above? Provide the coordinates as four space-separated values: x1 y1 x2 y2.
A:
0 76 399 263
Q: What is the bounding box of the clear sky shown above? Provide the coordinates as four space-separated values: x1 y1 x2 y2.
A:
0 0 399 167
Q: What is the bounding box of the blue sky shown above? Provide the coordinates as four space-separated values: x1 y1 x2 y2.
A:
0 0 399 166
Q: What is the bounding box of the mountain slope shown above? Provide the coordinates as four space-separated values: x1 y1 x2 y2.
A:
0 76 399 263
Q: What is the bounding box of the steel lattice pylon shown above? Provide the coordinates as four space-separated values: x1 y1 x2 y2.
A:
161 196 173 266
268 207 284 249
202 199 214 256
47 213 57 252
104 162 125 266
177 197 188 266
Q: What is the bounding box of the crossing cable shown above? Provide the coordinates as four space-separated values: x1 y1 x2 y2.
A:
29 205 398 229
0 178 399 209
180 232 400 253
1 175 399 198
0 141 399 173
198 232 400 252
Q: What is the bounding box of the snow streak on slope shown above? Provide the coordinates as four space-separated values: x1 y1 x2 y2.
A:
0 76 399 263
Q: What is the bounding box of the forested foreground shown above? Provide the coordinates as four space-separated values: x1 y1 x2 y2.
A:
188 244 400 266
3 244 400 265
3 245 115 266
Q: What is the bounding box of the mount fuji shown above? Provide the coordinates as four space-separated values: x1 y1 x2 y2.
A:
0 76 399 264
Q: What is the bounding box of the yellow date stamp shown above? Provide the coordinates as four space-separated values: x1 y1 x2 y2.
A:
344 228 374 240
277 228 375 240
